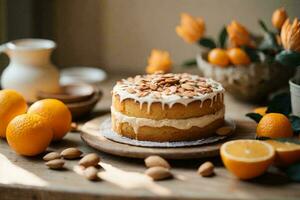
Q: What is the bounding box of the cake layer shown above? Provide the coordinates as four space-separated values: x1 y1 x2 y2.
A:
112 114 224 142
112 73 225 120
113 93 224 120
111 106 224 133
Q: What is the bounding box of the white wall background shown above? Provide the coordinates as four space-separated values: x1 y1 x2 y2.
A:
52 0 300 74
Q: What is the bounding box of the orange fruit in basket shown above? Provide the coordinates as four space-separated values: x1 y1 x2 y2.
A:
227 48 251 65
0 89 27 138
253 107 267 116
256 113 293 139
28 99 72 141
208 48 230 67
6 113 53 156
265 140 300 167
220 139 275 180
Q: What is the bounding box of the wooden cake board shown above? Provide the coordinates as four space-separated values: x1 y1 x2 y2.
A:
80 114 255 159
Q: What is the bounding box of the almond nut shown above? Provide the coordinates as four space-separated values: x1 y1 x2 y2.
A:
144 155 170 169
45 159 65 169
70 122 78 132
181 83 194 91
83 166 99 181
43 152 61 161
145 166 172 181
216 126 233 136
61 148 82 159
197 161 214 177
79 153 100 167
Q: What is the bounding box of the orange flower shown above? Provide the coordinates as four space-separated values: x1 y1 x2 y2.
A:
226 20 252 47
281 18 300 52
176 13 205 43
272 7 288 29
146 49 172 74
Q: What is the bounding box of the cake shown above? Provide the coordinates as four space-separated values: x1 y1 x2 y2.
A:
111 72 225 142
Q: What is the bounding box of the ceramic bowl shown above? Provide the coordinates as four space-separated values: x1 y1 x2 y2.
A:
67 89 102 119
197 53 295 102
37 83 95 103
60 66 107 85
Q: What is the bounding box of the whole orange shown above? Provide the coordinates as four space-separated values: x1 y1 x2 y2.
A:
256 113 293 139
6 113 53 156
227 48 251 65
0 89 27 138
208 48 230 67
28 99 72 141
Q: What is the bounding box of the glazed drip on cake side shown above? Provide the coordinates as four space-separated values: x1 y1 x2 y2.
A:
112 72 224 113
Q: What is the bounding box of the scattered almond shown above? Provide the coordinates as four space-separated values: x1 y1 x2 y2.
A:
216 126 233 136
83 166 99 181
198 161 214 177
79 153 100 167
43 152 61 161
45 159 65 170
144 155 170 169
70 122 78 132
145 166 172 181
61 147 82 159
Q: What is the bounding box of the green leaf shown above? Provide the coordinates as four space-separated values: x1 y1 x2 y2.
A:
259 32 280 51
246 113 263 123
218 26 227 48
284 162 300 182
275 50 300 68
289 115 300 133
198 37 217 49
241 46 261 62
266 92 291 115
257 20 280 51
256 136 271 140
258 19 269 33
182 59 197 67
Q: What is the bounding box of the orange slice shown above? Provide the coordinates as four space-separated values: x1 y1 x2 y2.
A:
220 139 275 180
265 140 300 167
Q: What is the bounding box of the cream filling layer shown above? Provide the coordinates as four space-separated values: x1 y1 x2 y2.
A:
111 106 225 133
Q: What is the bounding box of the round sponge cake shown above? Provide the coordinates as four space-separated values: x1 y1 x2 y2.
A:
111 72 225 142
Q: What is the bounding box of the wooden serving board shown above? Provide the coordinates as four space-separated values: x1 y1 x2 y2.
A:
80 114 255 159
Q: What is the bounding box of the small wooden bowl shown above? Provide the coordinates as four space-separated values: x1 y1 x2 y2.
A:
67 90 102 119
37 83 95 103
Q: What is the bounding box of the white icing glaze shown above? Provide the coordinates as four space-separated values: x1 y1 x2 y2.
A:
112 73 225 113
111 106 225 133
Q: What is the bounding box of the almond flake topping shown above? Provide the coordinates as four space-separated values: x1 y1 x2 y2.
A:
115 72 223 99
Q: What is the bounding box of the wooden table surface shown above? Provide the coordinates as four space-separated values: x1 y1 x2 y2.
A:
1 74 300 200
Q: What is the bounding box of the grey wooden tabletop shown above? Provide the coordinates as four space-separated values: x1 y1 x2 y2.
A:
1 74 300 200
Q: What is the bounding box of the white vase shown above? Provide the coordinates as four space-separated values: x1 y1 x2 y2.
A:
290 68 300 117
0 39 60 102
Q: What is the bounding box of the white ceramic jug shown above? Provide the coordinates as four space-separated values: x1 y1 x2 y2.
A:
0 39 60 102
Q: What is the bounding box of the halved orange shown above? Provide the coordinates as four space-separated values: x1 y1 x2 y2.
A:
265 140 300 167
220 139 275 180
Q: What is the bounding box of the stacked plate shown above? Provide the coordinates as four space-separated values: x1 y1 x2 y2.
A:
37 83 102 119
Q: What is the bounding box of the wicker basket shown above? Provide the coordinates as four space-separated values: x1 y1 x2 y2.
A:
197 53 295 102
